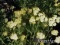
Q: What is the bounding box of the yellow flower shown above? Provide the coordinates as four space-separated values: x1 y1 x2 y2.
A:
52 23 56 26
38 12 46 22
2 31 8 36
7 21 17 28
56 17 60 23
33 7 40 16
21 7 27 15
51 30 58 36
7 21 14 28
38 13 44 17
14 18 21 24
29 16 36 24
49 18 56 26
54 36 60 43
54 3 58 6
39 17 44 22
20 35 26 41
14 10 21 17
14 7 27 17
52 15 57 20
36 32 45 39
7 18 21 29
10 33 18 40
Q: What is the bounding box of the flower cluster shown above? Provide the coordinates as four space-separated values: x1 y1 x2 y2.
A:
2 6 60 44
36 32 45 39
6 18 21 28
51 30 60 43
54 36 60 43
20 35 26 41
49 15 60 26
14 8 27 18
2 31 8 36
29 16 36 24
51 30 58 36
29 7 48 24
33 7 40 16
10 33 18 40
38 12 48 22
54 0 60 6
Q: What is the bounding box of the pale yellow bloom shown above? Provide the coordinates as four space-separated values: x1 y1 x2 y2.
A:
51 30 58 36
49 18 53 22
21 7 27 15
39 17 44 22
38 13 44 17
33 7 40 16
39 16 45 22
2 31 8 36
38 12 46 22
36 32 45 39
14 8 27 17
14 10 21 17
52 23 56 26
49 18 56 26
14 18 21 24
54 3 58 6
56 17 60 23
49 23 53 26
54 36 60 43
52 15 57 20
20 35 26 41
10 33 18 40
29 16 36 24
41 15 45 19
49 18 53 26
7 21 14 28
7 21 17 28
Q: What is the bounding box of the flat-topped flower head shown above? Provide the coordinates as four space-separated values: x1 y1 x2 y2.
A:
33 7 40 16
54 36 60 43
29 16 36 24
51 30 58 36
36 32 45 39
10 33 18 40
20 35 26 41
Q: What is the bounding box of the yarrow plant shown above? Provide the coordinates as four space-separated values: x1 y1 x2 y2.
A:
0 0 60 45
